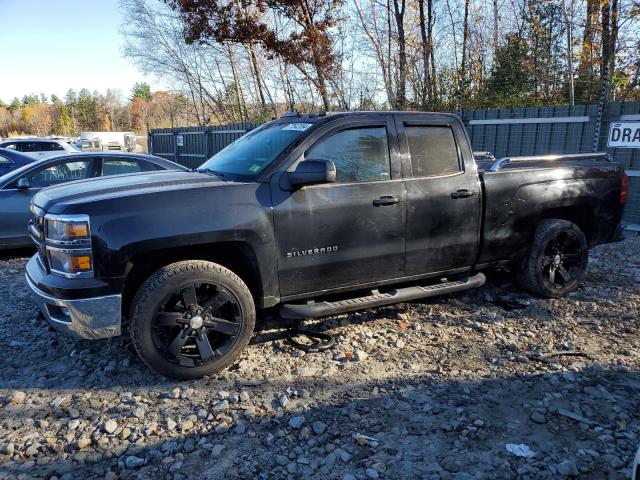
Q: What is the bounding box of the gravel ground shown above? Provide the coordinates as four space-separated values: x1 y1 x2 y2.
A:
1 236 639 480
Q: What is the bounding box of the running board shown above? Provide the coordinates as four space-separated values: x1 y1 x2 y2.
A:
280 273 486 319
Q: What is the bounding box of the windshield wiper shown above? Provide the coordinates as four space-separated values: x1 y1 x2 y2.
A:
196 168 229 181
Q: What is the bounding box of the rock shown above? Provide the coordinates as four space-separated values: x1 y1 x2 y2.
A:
530 411 547 424
169 388 181 399
68 419 80 430
279 394 290 409
275 454 289 466
289 416 305 429
167 418 177 431
120 427 132 440
213 400 229 411
197 408 208 419
103 420 118 434
25 443 40 456
10 391 26 405
77 437 91 449
354 350 368 362
312 421 327 435
1 443 15 456
557 459 578 477
608 456 624 469
125 456 145 469
133 406 145 419
343 475 357 480
217 390 230 399
215 423 230 434
181 420 194 432
234 424 246 434
170 461 183 473
441 455 462 473
366 468 380 479
239 391 250 402
211 444 226 458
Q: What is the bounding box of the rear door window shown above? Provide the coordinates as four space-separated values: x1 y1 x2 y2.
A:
405 126 461 177
101 158 153 176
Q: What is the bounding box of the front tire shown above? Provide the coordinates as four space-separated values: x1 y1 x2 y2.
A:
517 219 588 298
130 260 255 380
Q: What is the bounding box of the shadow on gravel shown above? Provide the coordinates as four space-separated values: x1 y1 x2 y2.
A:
1 365 638 479
0 247 35 261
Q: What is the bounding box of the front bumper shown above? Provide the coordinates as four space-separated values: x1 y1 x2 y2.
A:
26 270 122 340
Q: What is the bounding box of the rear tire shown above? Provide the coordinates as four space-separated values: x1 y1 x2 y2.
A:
517 219 588 298
130 260 255 380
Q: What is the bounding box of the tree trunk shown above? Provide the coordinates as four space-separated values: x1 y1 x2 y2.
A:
246 45 267 115
227 43 246 122
460 0 471 109
601 0 611 80
492 0 498 55
428 0 436 104
393 0 407 110
418 0 431 108
578 0 598 79
609 0 619 74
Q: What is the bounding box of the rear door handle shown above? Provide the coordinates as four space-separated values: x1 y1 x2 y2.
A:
451 189 476 199
373 195 401 206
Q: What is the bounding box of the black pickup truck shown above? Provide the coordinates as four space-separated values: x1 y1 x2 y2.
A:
25 112 626 379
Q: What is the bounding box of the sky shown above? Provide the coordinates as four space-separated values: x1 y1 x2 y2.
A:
0 0 166 104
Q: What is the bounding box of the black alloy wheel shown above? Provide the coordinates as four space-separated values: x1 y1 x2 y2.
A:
130 260 255 379
517 218 588 298
540 231 585 290
151 282 242 367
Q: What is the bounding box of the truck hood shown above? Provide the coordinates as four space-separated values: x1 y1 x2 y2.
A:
33 170 229 212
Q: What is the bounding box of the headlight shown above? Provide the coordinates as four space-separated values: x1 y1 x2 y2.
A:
47 248 93 276
44 214 93 278
46 217 90 242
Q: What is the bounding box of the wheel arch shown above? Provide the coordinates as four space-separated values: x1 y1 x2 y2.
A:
537 204 595 243
121 241 270 320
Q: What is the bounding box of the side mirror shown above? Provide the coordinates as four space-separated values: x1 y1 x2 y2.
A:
16 178 30 190
286 160 336 189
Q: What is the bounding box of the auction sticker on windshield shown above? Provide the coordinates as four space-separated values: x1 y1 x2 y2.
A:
608 122 640 148
283 123 313 131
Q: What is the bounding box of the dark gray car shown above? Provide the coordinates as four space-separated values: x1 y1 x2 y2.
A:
0 152 186 249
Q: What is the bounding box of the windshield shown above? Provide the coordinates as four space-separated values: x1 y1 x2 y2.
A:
198 121 314 180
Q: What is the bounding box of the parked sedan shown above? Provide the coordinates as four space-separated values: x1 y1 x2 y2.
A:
0 152 186 249
0 148 38 175
0 138 80 159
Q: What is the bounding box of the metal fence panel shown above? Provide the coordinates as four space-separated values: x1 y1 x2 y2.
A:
463 102 640 225
148 123 261 169
149 104 640 224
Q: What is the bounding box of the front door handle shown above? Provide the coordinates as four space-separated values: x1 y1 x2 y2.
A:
451 189 476 199
373 195 401 206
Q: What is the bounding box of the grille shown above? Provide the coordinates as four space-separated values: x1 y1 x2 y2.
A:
28 205 48 270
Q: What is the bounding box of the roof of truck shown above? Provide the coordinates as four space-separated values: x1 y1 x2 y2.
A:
279 111 460 120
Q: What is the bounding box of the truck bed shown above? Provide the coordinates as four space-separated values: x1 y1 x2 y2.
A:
476 153 625 266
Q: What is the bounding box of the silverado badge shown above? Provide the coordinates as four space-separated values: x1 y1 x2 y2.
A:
286 246 339 258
